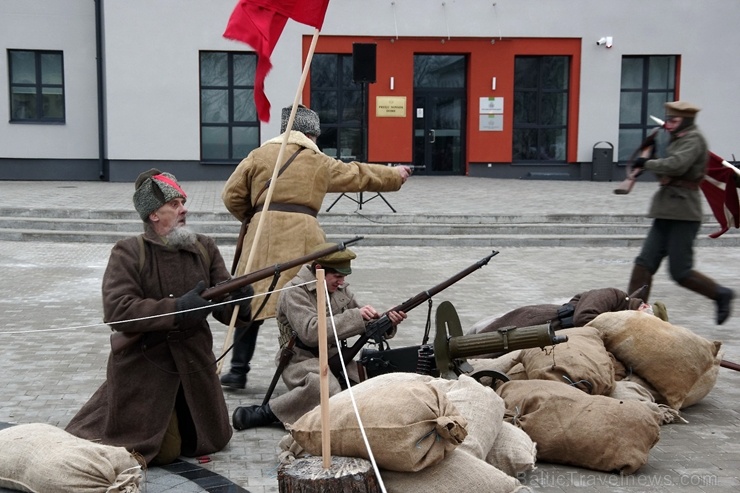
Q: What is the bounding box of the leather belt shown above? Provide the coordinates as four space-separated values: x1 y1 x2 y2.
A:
254 202 318 217
662 179 700 190
142 328 198 349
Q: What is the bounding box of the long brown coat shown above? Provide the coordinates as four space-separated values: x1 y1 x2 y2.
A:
222 131 404 319
468 288 641 337
65 228 234 464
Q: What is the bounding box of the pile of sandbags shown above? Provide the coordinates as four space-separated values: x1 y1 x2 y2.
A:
283 372 534 493
483 311 722 474
0 423 143 493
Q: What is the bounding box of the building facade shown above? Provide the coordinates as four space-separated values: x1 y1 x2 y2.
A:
2 0 738 182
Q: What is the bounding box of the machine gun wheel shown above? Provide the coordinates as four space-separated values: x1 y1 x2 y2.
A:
468 369 510 390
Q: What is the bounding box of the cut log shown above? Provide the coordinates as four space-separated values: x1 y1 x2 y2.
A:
278 456 380 493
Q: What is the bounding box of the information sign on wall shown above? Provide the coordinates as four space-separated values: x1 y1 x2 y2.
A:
376 96 407 117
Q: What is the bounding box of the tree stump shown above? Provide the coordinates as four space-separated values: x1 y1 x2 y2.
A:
278 456 380 493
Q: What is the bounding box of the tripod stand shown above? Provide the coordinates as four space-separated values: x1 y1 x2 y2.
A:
325 191 396 212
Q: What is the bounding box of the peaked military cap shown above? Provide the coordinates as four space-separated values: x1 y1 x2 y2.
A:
312 242 356 275
665 101 701 118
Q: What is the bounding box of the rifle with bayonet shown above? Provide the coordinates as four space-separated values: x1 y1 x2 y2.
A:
110 236 364 355
327 250 499 379
614 115 666 195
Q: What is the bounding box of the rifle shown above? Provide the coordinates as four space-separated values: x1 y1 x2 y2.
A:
263 334 296 405
614 116 665 195
327 250 499 379
110 236 364 355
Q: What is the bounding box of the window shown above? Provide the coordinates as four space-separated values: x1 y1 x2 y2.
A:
8 50 65 123
199 51 260 162
310 54 365 160
618 56 677 162
513 56 569 162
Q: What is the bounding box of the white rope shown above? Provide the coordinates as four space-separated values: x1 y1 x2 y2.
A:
0 281 316 336
324 282 387 493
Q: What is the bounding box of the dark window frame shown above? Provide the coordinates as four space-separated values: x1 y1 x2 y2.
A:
310 53 367 161
8 49 65 123
199 50 260 164
512 55 570 163
617 55 677 163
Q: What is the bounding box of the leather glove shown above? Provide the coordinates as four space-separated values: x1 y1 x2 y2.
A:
175 280 212 323
632 157 647 169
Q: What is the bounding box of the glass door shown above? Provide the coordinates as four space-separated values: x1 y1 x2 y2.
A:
413 55 466 175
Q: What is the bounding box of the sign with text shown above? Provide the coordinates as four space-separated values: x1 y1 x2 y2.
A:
376 96 407 117
479 97 504 114
480 114 504 131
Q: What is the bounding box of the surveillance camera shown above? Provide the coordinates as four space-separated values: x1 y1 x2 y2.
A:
596 36 613 48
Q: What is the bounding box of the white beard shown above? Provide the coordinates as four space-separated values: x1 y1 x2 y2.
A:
165 226 197 249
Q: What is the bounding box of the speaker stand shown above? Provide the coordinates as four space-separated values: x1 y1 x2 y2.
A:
325 191 396 213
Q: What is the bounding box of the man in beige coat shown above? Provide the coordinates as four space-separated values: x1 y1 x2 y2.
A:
220 104 411 389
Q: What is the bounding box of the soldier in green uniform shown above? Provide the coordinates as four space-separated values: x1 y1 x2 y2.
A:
627 101 734 324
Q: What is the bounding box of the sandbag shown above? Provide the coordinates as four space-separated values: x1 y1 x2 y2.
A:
428 374 505 460
682 346 723 408
289 372 467 472
382 449 532 493
0 423 143 493
486 421 537 478
519 326 615 395
497 380 662 475
469 350 522 374
587 311 721 409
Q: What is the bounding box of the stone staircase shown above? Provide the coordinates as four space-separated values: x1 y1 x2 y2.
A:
1 207 737 247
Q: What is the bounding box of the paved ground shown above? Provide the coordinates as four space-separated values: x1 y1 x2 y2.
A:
0 176 739 492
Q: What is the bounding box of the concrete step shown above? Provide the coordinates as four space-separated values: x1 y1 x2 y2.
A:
0 208 736 247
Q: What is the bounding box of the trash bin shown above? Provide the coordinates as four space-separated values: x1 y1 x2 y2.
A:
592 141 614 182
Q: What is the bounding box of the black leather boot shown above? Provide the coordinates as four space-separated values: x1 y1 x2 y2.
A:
716 286 734 325
220 322 262 389
678 271 734 325
628 264 653 303
232 404 279 430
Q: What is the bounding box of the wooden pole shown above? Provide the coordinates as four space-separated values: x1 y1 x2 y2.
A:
316 269 331 469
217 29 323 374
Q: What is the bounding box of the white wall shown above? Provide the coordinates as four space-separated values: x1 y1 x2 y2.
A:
0 0 98 160
2 0 739 164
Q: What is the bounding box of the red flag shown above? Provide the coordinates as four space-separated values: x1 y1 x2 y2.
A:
700 152 740 238
223 0 330 122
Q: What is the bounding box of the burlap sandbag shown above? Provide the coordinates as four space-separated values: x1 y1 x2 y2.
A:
520 326 615 396
587 311 721 409
609 380 686 425
0 423 143 493
382 449 532 493
682 346 723 408
486 421 537 477
468 350 522 374
428 374 505 460
497 380 662 474
506 362 528 381
289 372 467 472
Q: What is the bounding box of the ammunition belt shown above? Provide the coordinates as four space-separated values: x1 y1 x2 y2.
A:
277 320 295 349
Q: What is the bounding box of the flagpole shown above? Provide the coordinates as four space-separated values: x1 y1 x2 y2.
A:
218 28 323 374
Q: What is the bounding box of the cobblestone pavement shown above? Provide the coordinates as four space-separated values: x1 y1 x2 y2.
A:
0 177 739 492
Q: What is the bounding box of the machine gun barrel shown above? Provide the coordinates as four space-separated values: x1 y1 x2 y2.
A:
447 324 567 359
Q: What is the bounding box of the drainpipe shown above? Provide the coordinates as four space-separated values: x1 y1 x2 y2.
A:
94 0 108 180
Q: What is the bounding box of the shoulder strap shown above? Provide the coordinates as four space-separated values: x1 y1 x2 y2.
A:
195 239 211 266
254 147 306 206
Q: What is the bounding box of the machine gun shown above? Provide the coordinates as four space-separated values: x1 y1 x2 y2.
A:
110 236 363 355
327 251 499 379
359 300 568 385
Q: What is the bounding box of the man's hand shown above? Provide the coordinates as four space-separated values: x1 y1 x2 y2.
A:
396 165 412 183
386 310 407 326
360 305 380 321
175 280 212 322
632 157 648 169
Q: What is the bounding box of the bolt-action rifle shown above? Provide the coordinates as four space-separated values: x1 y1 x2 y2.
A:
614 116 666 195
110 236 363 355
327 250 499 379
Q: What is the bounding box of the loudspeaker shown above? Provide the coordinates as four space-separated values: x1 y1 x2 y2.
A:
352 43 376 83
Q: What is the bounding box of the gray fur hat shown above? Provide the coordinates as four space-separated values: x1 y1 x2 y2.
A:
133 168 187 221
280 104 321 136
